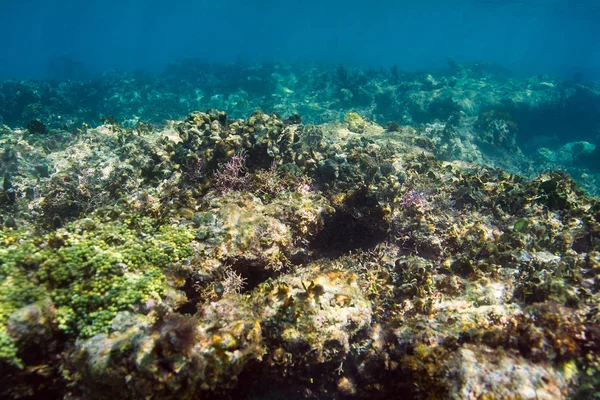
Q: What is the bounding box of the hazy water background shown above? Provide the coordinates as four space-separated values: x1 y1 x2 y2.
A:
0 0 599 80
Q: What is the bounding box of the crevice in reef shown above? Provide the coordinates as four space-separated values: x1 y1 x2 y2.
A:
175 258 278 315
175 277 200 315
228 258 277 293
310 187 388 257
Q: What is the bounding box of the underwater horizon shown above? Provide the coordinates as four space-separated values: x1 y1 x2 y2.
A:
1 0 600 80
1 1 600 400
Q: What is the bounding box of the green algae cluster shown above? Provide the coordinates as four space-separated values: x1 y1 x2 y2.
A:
0 216 194 366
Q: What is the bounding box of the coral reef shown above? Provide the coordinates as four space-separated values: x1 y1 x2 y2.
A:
2 61 600 196
0 107 599 399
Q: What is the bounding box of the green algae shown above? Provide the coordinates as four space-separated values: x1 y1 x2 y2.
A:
513 218 529 232
0 217 194 366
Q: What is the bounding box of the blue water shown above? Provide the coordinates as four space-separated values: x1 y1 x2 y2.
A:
1 0 599 79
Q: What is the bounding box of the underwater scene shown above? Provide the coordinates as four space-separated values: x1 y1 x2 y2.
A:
1 0 600 399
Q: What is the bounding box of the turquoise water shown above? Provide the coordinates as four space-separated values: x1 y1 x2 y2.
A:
1 1 600 192
1 1 599 189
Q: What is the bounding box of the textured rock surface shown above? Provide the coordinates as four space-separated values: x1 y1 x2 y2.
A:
0 108 598 399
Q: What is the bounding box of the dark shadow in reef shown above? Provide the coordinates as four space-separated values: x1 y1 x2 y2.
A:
309 187 388 258
175 277 201 315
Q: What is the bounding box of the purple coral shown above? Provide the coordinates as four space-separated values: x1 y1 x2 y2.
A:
214 152 249 194
399 189 426 209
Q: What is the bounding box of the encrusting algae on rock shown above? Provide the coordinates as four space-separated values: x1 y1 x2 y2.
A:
0 108 599 399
